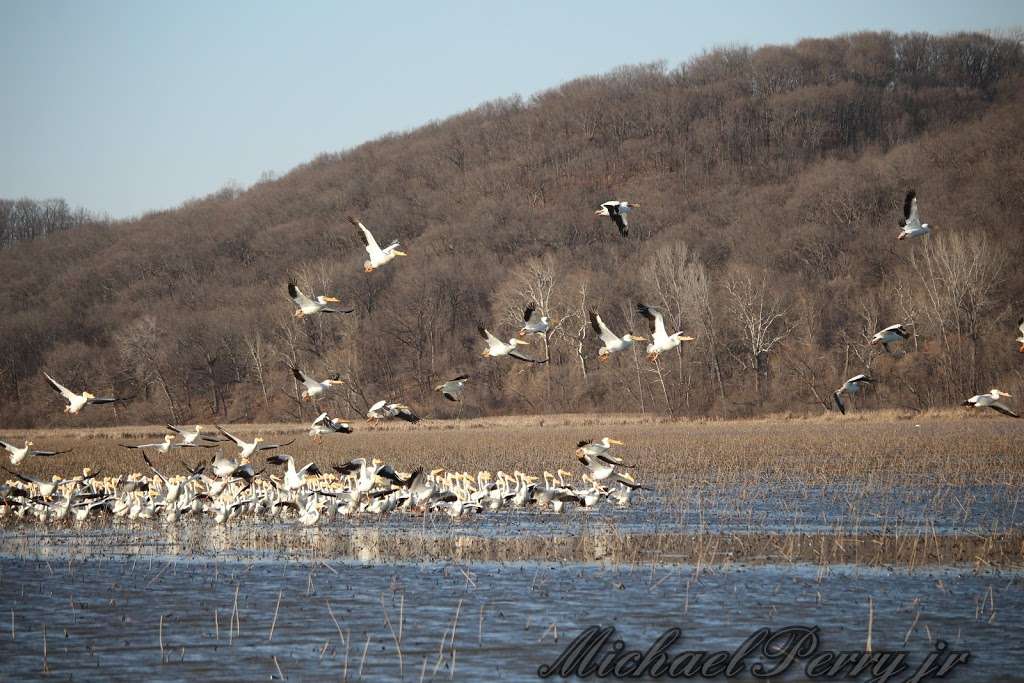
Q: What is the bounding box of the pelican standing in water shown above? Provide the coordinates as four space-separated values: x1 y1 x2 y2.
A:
589 311 646 362
519 303 553 336
635 303 695 361
870 324 910 354
43 372 125 414
434 375 469 402
595 200 638 237
478 326 547 363
833 374 874 415
963 389 1019 418
349 216 407 272
288 282 353 318
291 367 344 401
897 190 932 240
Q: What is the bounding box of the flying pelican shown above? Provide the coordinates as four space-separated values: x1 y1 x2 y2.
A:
166 424 223 447
635 304 695 361
120 434 180 454
519 303 553 336
309 412 353 442
963 389 1019 418
589 311 646 362
434 374 469 402
897 190 931 240
291 367 344 401
1 439 72 466
576 438 630 465
216 426 294 459
43 372 125 414
1016 318 1024 353
349 216 407 272
288 282 353 318
478 326 547 363
366 400 420 423
833 374 874 415
870 324 911 353
595 200 637 237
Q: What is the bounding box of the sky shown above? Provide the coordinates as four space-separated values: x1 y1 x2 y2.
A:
2 1 1022 219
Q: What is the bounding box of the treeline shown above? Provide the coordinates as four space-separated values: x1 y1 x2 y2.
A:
2 31 1023 427
0 198 102 249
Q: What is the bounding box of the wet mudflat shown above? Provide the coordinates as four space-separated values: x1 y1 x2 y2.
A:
0 556 1021 682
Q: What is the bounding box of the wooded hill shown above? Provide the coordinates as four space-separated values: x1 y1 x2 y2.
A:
2 31 1023 427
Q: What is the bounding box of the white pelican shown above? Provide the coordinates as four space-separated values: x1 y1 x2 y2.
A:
897 190 931 240
635 303 695 361
576 438 629 464
434 374 469 402
519 303 553 336
595 200 637 237
291 367 344 401
266 454 322 491
963 389 1019 418
216 426 294 458
309 412 353 441
478 326 547 363
1016 318 1024 353
366 400 420 423
288 282 353 318
833 374 874 415
1 468 91 498
120 434 180 454
1 439 72 466
589 311 646 362
166 424 223 447
870 324 910 353
43 372 125 414
333 458 408 492
349 216 407 272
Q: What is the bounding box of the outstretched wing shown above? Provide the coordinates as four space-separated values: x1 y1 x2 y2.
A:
349 216 384 259
589 311 619 345
833 391 846 415
43 372 76 401
901 190 921 228
523 303 536 323
508 349 548 364
394 404 420 423
291 367 318 391
256 439 296 452
636 303 666 341
990 402 1020 418
288 282 316 309
611 212 628 237
216 425 245 447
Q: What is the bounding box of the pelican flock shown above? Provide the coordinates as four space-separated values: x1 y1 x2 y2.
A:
0 435 647 525
5 189 1021 531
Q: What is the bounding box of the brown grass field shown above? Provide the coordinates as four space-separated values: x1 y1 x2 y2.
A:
4 410 1023 568
8 409 1023 487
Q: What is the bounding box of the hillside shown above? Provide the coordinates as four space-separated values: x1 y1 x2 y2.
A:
2 30 1023 427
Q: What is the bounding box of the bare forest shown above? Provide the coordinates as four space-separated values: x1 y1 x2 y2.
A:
2 31 1023 428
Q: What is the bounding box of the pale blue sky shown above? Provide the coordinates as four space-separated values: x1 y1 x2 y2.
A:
2 1 1022 219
